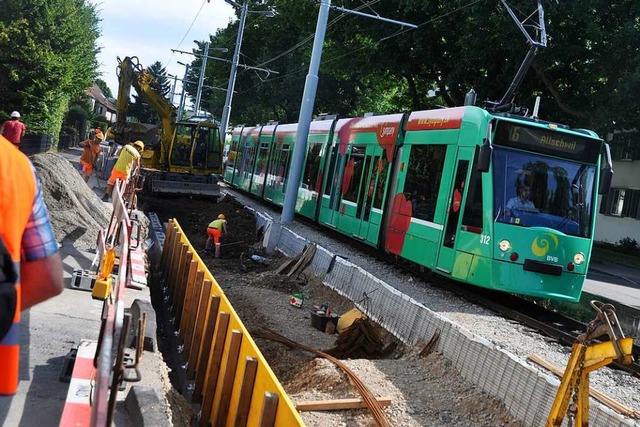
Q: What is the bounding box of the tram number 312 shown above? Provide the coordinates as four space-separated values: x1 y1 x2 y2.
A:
480 235 491 245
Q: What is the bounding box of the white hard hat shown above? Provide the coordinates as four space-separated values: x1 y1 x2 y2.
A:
10 111 20 118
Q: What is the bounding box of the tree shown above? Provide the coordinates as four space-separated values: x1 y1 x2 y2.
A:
95 78 113 99
0 0 100 142
188 0 640 138
129 61 172 124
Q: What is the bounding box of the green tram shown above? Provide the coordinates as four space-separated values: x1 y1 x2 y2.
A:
224 106 612 301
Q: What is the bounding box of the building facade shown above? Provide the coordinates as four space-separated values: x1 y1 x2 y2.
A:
596 131 640 244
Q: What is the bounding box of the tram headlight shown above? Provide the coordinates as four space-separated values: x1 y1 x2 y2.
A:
573 252 585 265
498 239 511 252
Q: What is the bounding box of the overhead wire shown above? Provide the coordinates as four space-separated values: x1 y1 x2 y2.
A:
235 0 486 96
164 0 208 70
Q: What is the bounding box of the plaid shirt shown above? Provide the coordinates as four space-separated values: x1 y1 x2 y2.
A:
21 165 58 261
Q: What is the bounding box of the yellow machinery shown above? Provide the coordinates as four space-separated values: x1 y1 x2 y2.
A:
547 301 635 426
114 56 223 198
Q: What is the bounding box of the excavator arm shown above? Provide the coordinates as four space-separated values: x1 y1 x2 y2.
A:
115 56 177 168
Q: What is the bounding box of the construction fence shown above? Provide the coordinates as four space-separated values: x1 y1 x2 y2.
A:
149 217 304 427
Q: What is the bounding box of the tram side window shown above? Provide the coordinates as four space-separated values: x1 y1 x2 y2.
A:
255 142 269 178
373 157 389 209
461 148 484 233
404 145 447 222
343 145 366 203
303 143 322 190
324 144 339 196
275 144 291 192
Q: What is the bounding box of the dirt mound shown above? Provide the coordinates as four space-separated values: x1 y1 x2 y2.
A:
31 153 111 251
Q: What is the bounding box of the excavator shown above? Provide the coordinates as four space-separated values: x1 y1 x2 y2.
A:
113 56 223 198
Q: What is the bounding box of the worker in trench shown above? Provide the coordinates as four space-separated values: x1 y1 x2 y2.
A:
205 214 228 258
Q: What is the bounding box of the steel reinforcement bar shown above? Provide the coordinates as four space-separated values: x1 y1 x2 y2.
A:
157 218 304 427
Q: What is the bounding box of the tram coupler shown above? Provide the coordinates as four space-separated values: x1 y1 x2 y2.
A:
546 301 635 426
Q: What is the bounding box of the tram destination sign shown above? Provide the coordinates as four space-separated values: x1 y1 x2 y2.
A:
494 121 601 163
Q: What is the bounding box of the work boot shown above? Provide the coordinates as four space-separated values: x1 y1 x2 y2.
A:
102 194 109 202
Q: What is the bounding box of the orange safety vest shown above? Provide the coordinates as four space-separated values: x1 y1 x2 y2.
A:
0 135 37 395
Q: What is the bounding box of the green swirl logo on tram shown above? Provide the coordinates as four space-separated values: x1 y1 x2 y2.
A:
531 233 559 257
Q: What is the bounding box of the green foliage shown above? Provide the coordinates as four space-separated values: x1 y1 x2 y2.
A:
617 237 639 255
95 78 113 98
0 0 100 141
186 0 640 137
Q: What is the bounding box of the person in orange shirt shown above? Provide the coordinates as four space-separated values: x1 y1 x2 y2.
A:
0 111 27 146
78 131 104 182
0 134 64 395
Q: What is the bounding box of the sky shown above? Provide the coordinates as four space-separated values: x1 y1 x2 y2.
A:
94 0 236 107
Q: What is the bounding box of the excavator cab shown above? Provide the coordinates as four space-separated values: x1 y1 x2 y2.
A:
169 121 222 172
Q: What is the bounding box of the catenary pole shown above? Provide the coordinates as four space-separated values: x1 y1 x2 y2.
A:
220 2 248 144
194 41 210 115
178 64 190 120
280 0 331 223
280 2 415 223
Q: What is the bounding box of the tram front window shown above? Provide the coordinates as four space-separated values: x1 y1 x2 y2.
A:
493 147 596 238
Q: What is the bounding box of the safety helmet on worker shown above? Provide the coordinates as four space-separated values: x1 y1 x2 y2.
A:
10 111 20 118
132 140 144 151
217 214 225 220
95 132 105 141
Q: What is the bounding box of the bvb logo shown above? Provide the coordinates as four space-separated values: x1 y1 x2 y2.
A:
531 233 559 257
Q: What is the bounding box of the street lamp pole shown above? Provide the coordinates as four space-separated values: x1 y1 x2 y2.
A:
220 2 248 140
194 41 210 115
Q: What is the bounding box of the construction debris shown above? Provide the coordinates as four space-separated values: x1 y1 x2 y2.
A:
324 318 397 360
337 308 365 333
275 243 317 278
418 329 441 358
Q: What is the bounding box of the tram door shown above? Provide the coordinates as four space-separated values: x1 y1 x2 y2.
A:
353 146 383 242
436 148 472 273
322 142 346 226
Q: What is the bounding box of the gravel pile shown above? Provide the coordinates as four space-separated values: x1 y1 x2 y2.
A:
225 186 640 416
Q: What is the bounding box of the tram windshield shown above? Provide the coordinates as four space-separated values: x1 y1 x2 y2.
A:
493 147 596 238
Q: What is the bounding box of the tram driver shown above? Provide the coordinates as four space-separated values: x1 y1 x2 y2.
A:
505 184 537 217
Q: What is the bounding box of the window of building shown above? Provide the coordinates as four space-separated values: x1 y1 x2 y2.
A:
611 132 640 161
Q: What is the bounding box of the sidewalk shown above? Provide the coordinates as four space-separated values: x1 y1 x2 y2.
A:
0 149 167 426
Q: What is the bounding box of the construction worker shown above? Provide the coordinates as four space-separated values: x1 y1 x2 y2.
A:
0 135 64 395
205 214 228 258
0 111 26 147
102 140 143 201
78 130 104 182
